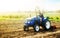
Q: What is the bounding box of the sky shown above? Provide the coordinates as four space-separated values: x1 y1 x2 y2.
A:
0 0 60 12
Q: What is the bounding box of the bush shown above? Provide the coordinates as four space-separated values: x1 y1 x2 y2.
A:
56 17 59 20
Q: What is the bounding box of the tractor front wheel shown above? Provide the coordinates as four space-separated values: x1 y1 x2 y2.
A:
24 26 29 31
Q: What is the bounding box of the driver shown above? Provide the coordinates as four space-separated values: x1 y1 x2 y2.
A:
39 13 44 18
38 11 44 22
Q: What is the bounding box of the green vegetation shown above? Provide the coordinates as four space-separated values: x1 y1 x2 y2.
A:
0 12 60 22
44 13 60 22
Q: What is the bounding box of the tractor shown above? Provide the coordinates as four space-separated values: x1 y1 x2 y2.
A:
23 13 56 32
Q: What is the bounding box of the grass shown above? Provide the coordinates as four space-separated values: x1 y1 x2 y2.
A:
0 12 60 22
44 13 60 22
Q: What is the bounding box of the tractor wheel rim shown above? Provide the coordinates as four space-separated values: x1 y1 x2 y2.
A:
46 21 50 29
35 25 39 31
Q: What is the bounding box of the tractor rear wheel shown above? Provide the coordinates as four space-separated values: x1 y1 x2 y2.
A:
44 21 51 30
34 25 40 32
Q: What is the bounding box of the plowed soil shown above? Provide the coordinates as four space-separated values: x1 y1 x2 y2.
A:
0 20 60 38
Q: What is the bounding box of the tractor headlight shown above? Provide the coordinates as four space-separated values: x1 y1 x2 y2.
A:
24 18 31 24
25 19 30 23
44 17 46 19
27 21 30 23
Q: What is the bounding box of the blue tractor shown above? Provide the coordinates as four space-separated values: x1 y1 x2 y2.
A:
24 15 56 32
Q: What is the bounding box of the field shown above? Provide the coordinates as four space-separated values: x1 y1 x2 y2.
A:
0 12 60 38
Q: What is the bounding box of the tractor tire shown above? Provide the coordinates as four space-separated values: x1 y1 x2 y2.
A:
44 20 51 30
34 25 40 32
24 26 29 31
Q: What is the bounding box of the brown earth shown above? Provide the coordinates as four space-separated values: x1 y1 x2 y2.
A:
0 20 60 38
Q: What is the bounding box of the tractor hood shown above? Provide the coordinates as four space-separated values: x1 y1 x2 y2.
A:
24 15 48 24
24 16 36 24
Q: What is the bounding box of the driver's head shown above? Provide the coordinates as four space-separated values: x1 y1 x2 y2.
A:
39 11 43 17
